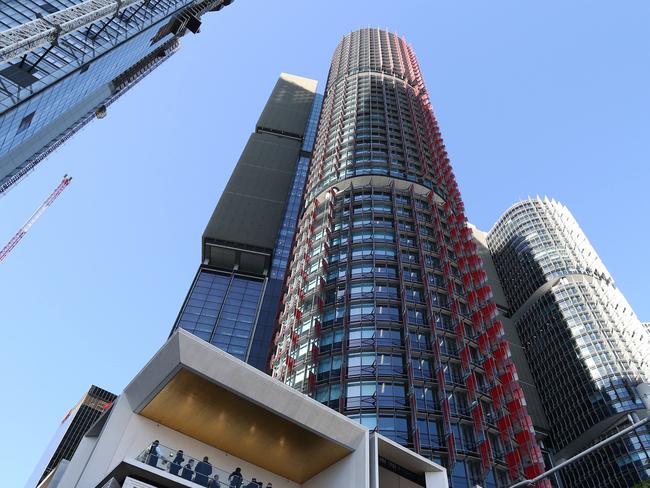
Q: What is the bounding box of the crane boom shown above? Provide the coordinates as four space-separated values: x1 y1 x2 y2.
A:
0 175 72 262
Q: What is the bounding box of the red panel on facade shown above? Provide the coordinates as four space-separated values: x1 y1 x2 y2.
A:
505 450 522 481
479 439 492 472
478 334 490 355
460 346 470 371
483 356 496 383
497 415 513 444
466 372 477 401
437 368 446 392
515 429 535 445
446 432 456 466
441 395 451 425
454 323 464 345
472 403 484 432
489 384 504 410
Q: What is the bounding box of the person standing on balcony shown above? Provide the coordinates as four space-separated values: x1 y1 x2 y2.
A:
181 459 195 481
146 440 161 468
195 456 213 486
229 467 244 488
169 449 185 476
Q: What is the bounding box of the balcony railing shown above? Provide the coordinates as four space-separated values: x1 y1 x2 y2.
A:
136 443 269 488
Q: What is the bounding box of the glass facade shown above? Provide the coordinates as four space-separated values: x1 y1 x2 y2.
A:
174 268 265 361
269 93 324 281
487 197 650 487
26 385 116 487
0 0 231 194
271 28 547 488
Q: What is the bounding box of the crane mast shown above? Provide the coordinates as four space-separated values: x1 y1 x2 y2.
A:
0 175 72 262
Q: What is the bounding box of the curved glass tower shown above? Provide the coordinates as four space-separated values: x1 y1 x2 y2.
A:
488 197 650 487
271 29 547 488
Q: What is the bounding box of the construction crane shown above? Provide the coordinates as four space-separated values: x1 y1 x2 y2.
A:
0 175 72 263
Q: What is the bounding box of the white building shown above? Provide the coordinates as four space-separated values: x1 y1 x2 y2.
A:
55 330 447 488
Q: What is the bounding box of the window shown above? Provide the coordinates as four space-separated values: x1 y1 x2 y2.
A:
409 331 429 350
315 384 341 406
346 381 381 408
348 352 376 368
407 307 427 325
378 415 409 444
39 1 59 13
349 413 377 430
317 355 342 380
349 303 375 321
418 418 442 448
349 326 375 343
414 385 437 410
320 329 344 351
18 111 35 133
414 358 433 381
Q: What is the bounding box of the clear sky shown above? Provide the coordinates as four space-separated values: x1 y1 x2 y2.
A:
1 1 648 486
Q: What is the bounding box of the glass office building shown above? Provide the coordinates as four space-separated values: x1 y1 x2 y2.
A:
171 74 321 368
25 385 116 488
0 0 233 195
487 197 650 487
271 29 548 488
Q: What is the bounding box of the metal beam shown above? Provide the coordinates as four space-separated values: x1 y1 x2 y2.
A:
0 0 144 63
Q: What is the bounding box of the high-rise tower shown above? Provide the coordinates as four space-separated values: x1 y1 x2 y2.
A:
171 73 321 370
0 0 233 196
271 29 547 488
487 197 650 487
26 385 116 488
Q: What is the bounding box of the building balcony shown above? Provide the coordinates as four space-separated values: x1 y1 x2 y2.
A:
136 443 261 487
57 330 448 488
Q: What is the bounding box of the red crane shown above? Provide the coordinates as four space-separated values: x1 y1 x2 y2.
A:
0 175 72 262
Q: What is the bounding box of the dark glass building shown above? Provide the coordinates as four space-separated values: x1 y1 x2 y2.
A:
26 385 116 488
0 0 233 196
486 197 650 487
270 28 548 488
170 73 322 369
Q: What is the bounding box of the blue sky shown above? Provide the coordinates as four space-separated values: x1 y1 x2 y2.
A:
1 1 649 486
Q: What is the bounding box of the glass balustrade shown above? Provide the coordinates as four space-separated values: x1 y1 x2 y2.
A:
136 443 269 488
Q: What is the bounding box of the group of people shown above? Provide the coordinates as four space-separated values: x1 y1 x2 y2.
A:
146 440 274 488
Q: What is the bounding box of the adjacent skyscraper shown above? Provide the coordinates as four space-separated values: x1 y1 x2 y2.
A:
0 0 233 195
271 29 547 488
487 197 650 487
26 385 116 488
170 73 321 370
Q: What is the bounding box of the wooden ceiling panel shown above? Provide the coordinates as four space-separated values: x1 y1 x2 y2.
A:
140 369 351 483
